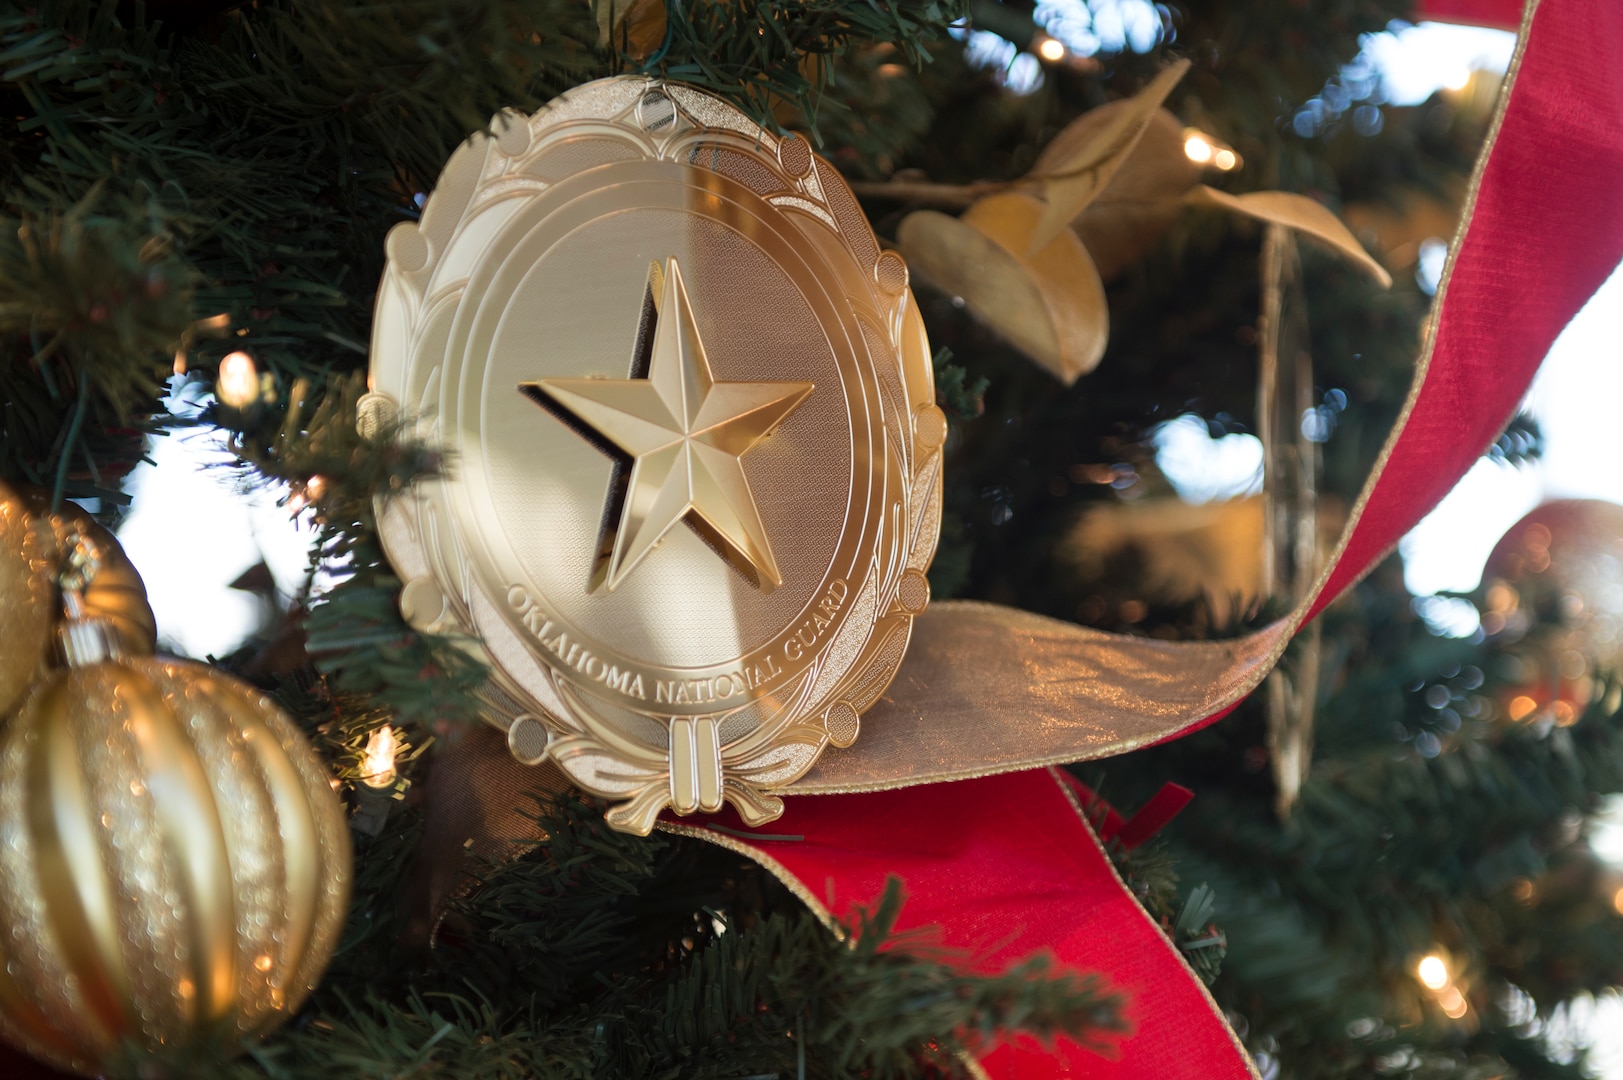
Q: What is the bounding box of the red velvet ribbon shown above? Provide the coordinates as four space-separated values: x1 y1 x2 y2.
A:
669 769 1234 1078
683 2 1623 1077
1417 0 1525 28
1088 781 1195 851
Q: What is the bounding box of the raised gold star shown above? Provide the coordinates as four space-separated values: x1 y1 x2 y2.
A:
523 258 813 593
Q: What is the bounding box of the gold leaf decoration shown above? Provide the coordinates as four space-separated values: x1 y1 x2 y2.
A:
1185 186 1393 287
1028 59 1192 252
898 192 1108 384
1035 107 1205 281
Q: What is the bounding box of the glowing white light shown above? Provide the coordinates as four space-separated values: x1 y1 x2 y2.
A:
1416 237 1449 296
1184 131 1238 171
1355 22 1513 105
361 725 399 789
1568 993 1623 1078
1003 53 1045 95
1417 954 1449 991
959 31 1046 96
217 351 260 408
1036 35 1067 62
1593 796 1623 869
1442 67 1472 91
963 29 1016 72
117 417 318 659
1153 414 1263 505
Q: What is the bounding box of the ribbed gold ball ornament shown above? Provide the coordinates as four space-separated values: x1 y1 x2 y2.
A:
18 487 158 658
0 616 351 1076
0 481 56 719
0 480 158 723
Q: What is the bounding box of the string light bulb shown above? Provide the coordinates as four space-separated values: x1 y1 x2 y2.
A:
217 350 261 408
1442 68 1472 92
287 474 327 516
1035 35 1066 63
1415 950 1470 1018
1416 954 1449 991
1183 129 1242 172
361 725 399 789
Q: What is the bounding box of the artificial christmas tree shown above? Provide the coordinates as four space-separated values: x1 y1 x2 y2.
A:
0 0 1621 1078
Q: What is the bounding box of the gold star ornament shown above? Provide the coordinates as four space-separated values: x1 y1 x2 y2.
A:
365 78 944 833
523 259 812 594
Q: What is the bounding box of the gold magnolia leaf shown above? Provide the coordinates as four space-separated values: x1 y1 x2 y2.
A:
898 193 1108 384
899 210 1051 362
1039 108 1204 280
966 194 1110 382
1029 59 1192 253
1186 186 1393 287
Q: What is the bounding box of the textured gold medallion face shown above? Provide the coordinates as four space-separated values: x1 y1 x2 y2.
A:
366 77 942 834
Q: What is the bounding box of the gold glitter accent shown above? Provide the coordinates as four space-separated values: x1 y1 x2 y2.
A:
0 658 351 1074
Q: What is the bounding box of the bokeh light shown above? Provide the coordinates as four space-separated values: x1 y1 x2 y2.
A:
1417 954 1449 991
361 725 399 789
216 350 260 409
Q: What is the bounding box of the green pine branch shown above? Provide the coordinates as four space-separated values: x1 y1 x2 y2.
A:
213 792 1124 1080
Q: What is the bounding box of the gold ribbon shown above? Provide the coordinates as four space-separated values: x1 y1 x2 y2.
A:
786 601 1290 793
768 0 1544 796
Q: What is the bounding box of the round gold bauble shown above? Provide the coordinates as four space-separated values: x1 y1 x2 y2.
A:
0 481 158 722
0 656 351 1076
1483 499 1623 647
1482 499 1623 722
367 77 942 834
17 486 158 658
0 481 54 719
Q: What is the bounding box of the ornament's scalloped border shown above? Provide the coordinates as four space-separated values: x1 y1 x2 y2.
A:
365 77 941 833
